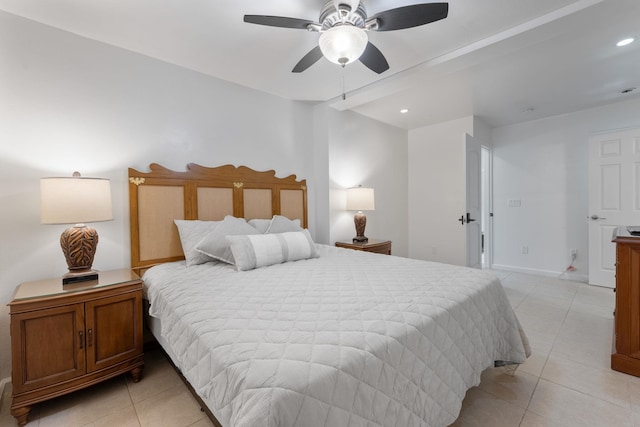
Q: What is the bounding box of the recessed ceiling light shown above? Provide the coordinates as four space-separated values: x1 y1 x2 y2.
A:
617 38 635 47
400 108 409 114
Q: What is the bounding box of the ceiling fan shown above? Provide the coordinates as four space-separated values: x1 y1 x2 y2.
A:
244 1 449 74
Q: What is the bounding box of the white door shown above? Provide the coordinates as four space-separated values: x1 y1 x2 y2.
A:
588 128 640 288
466 134 482 268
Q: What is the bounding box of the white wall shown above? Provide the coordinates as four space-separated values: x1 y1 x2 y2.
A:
0 11 320 384
327 109 409 256
312 105 331 245
408 116 474 265
492 97 640 280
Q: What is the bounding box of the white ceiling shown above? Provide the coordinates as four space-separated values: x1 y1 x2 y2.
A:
1 0 638 129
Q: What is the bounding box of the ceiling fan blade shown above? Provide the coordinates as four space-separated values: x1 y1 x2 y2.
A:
292 46 324 73
359 42 389 74
243 15 316 30
370 3 449 31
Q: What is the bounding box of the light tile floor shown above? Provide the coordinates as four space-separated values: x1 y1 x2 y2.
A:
449 270 639 427
0 271 634 427
0 348 215 427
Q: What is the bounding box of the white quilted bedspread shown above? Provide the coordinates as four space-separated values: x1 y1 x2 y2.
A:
144 245 529 427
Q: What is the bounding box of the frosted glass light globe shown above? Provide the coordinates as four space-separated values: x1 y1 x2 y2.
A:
319 25 368 66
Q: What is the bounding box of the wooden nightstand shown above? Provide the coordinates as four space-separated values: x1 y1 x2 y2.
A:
9 269 144 426
611 228 640 377
335 239 392 255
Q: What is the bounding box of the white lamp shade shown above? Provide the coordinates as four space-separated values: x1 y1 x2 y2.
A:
319 25 368 65
41 176 113 224
346 187 375 211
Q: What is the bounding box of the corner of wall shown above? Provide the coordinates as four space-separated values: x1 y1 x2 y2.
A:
472 116 492 146
311 105 331 245
326 108 409 256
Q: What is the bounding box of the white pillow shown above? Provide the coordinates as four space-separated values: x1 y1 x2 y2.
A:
248 218 272 233
226 229 319 271
265 215 303 233
174 220 221 266
195 215 260 264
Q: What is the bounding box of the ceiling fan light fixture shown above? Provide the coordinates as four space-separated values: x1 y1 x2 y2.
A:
319 25 368 66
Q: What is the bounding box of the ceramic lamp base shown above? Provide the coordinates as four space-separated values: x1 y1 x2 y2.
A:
60 224 99 283
353 211 368 243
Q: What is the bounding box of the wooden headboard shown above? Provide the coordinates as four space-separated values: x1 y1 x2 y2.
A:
128 163 308 274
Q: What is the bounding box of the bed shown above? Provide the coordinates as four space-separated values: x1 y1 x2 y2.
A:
129 163 530 427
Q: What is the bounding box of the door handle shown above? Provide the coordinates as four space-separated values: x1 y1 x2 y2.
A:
79 331 84 349
590 214 606 220
458 215 465 225
466 212 476 223
87 329 93 347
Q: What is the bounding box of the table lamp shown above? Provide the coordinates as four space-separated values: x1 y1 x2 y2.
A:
346 186 375 243
40 172 113 284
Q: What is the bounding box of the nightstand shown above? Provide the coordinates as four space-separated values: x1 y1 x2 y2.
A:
9 269 144 426
335 239 392 255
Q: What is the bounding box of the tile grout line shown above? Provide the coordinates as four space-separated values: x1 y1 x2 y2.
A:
518 278 619 426
514 274 579 426
515 284 568 427
124 375 144 427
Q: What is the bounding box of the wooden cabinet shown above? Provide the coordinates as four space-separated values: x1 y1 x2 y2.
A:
9 269 144 426
611 228 640 377
335 239 392 255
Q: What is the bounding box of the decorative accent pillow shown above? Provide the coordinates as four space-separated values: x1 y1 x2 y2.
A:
195 215 260 264
265 215 303 233
247 218 272 233
174 220 221 266
226 229 319 271
249 216 302 233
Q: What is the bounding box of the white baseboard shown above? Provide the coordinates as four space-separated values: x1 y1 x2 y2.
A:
491 264 589 283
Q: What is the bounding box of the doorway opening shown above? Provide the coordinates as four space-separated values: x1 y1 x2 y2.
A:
481 146 493 269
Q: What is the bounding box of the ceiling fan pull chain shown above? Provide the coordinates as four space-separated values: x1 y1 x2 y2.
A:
341 64 346 100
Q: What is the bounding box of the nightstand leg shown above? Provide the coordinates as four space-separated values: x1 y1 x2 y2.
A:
130 365 144 383
11 405 31 427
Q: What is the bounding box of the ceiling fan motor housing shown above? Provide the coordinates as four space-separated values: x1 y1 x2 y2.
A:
319 1 368 31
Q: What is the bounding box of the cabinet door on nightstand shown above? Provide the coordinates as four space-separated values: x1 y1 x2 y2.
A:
11 304 86 394
85 291 143 372
629 245 640 360
616 243 640 361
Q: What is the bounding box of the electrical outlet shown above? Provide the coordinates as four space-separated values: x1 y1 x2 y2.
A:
522 246 528 254
570 248 577 258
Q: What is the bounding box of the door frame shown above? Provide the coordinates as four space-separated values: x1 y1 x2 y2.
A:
481 145 493 269
465 134 483 268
